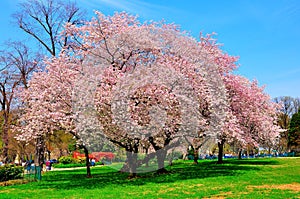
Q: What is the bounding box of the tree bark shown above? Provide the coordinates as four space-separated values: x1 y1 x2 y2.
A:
47 150 51 160
238 149 242 159
82 146 92 178
68 130 91 177
34 135 45 167
2 122 9 163
145 147 149 167
120 139 139 178
1 98 10 164
127 151 137 178
193 149 199 164
217 140 225 164
156 149 168 174
148 136 172 174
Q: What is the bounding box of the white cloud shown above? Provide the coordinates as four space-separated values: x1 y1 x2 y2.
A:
78 0 182 20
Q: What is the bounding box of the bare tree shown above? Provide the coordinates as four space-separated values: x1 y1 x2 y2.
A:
274 96 293 128
13 0 86 56
0 42 39 163
274 96 300 152
292 98 300 114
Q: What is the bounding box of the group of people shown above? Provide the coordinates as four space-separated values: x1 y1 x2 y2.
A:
23 160 53 173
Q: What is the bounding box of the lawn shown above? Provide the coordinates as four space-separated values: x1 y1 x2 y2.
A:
0 158 299 199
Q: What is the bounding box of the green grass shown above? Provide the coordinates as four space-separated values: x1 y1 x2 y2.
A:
52 161 103 168
0 158 299 199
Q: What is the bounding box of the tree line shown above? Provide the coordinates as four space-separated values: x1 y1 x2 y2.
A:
0 0 298 178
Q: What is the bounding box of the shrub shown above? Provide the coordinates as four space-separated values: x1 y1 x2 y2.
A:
0 165 24 182
76 156 86 163
53 161 104 168
53 163 85 168
58 156 78 164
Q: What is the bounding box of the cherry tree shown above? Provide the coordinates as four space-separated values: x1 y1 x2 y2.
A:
17 11 232 176
195 34 241 163
197 34 282 163
224 74 282 160
64 11 237 175
14 55 96 175
16 11 282 177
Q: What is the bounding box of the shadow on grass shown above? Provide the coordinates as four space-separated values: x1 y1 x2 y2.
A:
222 158 280 166
38 159 279 190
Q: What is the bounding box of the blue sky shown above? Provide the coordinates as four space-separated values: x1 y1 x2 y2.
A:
1 0 300 98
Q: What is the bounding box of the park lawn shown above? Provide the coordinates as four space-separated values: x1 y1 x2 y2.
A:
0 158 299 199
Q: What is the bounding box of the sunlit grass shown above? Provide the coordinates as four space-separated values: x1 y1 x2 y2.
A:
0 158 299 198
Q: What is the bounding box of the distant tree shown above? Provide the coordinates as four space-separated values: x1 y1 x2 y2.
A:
274 96 300 152
288 111 300 152
274 96 294 127
13 0 85 56
45 130 75 160
292 98 300 114
0 42 39 163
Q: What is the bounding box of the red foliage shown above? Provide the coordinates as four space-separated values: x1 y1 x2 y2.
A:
72 151 114 162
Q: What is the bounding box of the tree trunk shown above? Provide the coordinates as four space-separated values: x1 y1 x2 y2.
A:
2 123 9 164
59 149 63 157
33 135 45 180
1 109 10 164
238 149 242 159
217 140 224 164
34 135 45 167
182 153 187 160
82 146 92 178
145 147 149 167
119 159 129 173
193 149 199 164
127 151 137 178
156 149 168 174
168 158 173 166
47 150 51 160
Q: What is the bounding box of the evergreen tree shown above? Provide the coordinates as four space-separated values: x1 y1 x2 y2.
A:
288 111 300 151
